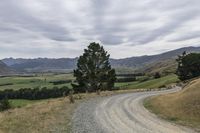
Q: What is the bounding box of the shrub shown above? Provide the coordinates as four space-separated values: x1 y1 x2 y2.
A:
154 72 161 79
116 77 136 82
0 86 70 100
0 98 11 111
49 80 72 85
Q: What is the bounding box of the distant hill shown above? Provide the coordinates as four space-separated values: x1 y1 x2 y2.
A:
3 46 200 73
111 46 200 69
0 61 15 75
2 58 77 73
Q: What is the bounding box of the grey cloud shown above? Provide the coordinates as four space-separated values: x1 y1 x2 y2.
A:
0 0 76 42
0 0 200 58
169 32 200 42
98 34 125 45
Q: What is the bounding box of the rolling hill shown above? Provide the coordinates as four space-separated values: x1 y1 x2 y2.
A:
2 46 200 73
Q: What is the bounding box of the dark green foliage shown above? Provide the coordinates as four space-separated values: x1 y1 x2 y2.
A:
0 98 11 111
116 77 136 82
49 80 72 85
72 42 116 92
0 83 13 86
116 73 144 77
0 86 69 100
176 52 200 80
154 72 161 79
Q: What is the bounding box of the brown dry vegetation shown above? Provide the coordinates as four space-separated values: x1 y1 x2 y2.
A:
0 97 77 133
0 89 145 133
145 78 200 131
0 82 179 133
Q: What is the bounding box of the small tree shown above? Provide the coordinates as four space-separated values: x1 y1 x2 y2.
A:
72 42 116 93
0 98 11 111
154 72 161 79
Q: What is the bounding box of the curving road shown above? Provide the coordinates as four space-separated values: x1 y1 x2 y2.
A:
72 87 196 133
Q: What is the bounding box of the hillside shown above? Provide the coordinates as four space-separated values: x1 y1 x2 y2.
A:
111 46 200 68
138 59 178 75
145 78 200 130
3 46 200 73
0 61 14 75
2 58 77 73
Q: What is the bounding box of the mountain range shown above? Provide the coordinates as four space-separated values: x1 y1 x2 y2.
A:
2 46 200 74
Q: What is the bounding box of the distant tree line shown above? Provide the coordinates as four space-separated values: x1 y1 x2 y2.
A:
177 52 200 80
116 77 136 82
0 86 70 100
49 80 72 85
116 73 144 77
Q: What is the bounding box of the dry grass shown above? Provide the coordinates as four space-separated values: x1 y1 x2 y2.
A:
0 86 176 133
145 78 200 131
0 97 78 133
0 88 145 133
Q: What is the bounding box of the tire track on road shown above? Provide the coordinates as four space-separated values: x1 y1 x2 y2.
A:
72 88 196 133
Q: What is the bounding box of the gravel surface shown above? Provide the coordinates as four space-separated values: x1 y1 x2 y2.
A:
72 87 196 133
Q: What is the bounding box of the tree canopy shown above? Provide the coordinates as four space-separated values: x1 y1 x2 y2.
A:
72 42 116 92
176 52 200 80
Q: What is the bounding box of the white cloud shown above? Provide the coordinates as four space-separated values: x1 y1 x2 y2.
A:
0 0 200 59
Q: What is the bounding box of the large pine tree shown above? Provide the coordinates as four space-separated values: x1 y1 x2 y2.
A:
72 42 116 93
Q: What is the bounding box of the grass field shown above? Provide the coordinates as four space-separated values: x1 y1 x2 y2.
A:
144 78 200 131
115 74 179 89
0 73 178 91
9 99 42 108
0 73 74 90
0 73 180 133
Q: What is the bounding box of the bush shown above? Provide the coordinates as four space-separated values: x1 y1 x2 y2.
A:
0 83 13 86
116 77 136 82
159 85 166 88
154 72 161 79
49 80 72 85
0 98 11 111
0 86 70 100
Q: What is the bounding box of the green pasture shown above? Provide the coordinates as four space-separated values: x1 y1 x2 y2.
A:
115 74 179 89
0 73 74 90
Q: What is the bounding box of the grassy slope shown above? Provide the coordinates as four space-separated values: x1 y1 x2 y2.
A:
144 78 200 131
0 97 77 133
115 74 179 89
140 59 177 75
9 99 39 108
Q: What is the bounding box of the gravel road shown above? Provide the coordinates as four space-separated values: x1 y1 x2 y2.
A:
72 87 196 133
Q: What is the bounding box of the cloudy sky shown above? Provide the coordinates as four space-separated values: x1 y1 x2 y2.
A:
0 0 200 59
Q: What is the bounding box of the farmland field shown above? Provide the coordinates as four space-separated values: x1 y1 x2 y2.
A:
115 74 179 89
0 73 74 90
0 73 179 91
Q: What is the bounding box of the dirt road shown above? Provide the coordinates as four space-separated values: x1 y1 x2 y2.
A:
72 87 196 133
